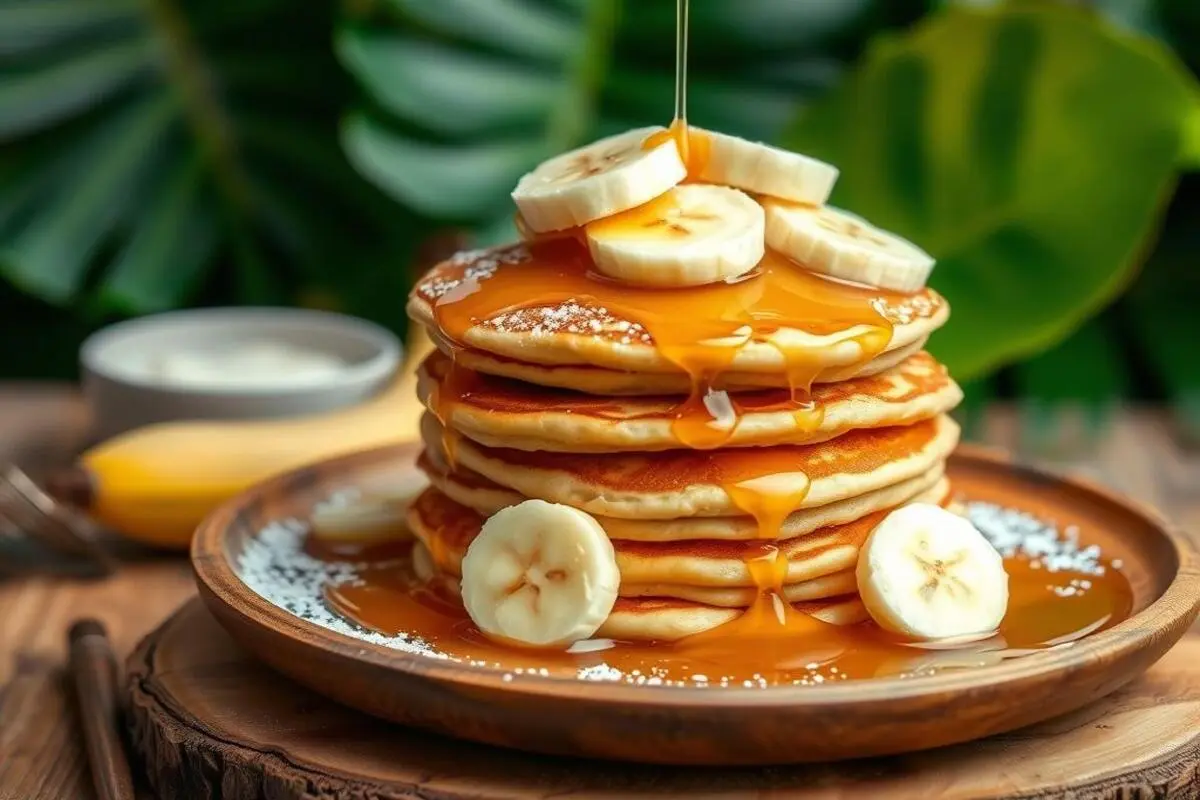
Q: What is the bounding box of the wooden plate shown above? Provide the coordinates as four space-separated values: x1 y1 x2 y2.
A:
191 443 1200 766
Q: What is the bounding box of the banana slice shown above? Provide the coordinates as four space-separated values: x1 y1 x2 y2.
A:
764 202 935 292
857 503 1009 640
461 499 620 648
586 184 764 287
310 474 428 546
512 127 686 233
692 128 838 206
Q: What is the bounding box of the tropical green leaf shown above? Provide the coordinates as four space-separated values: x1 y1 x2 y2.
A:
338 33 560 137
1184 100 1200 168
785 5 1198 382
97 156 217 313
0 0 418 327
939 0 1167 37
0 38 153 138
616 0 875 54
0 0 142 56
378 0 578 61
338 0 891 228
344 116 545 218
1 95 174 301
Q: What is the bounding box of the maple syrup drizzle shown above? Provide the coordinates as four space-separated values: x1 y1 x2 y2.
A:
318 530 1134 685
427 364 464 470
673 0 689 159
430 243 898 448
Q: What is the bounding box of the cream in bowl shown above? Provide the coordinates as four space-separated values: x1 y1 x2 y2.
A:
81 307 401 439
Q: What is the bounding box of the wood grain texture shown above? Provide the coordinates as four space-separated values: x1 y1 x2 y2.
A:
191 441 1200 766
1 389 1198 799
127 599 1200 800
67 620 136 800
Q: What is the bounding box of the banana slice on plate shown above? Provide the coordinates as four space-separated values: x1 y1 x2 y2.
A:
512 127 686 233
461 499 620 648
310 473 428 545
692 129 838 206
764 202 935 292
586 184 764 287
857 503 1009 641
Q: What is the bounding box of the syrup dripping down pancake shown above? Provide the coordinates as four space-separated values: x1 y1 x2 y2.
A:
407 243 948 382
420 413 960 520
419 349 962 452
409 540 869 642
407 480 948 591
431 334 928 396
418 450 946 543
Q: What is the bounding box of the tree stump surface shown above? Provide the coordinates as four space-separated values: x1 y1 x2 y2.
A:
126 600 1200 800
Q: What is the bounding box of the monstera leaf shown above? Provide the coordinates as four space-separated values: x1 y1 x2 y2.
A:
0 0 414 318
1186 105 1200 167
337 0 917 237
785 4 1200 381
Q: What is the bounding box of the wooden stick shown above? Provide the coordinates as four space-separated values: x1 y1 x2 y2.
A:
68 619 135 800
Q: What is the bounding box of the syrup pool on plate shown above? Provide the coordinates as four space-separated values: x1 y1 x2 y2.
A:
233 499 1135 688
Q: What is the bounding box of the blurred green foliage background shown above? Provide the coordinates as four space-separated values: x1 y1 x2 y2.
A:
1 0 1198 428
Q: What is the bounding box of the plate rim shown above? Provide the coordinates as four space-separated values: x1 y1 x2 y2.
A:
192 441 1200 709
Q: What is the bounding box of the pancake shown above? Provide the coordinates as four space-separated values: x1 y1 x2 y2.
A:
599 596 870 642
436 336 929 396
419 450 946 542
619 570 858 608
419 349 962 452
408 243 949 380
407 479 949 589
409 542 868 642
411 540 857 609
422 413 960 520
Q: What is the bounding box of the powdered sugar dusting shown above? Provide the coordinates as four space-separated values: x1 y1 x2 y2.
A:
417 244 530 302
416 245 656 344
870 292 941 326
483 301 653 344
969 502 1106 576
238 517 449 659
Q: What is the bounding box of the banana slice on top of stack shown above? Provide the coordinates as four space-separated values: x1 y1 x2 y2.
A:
586 184 765 287
513 127 687 233
511 124 936 292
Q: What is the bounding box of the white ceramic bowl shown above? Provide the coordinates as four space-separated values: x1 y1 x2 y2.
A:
81 308 402 440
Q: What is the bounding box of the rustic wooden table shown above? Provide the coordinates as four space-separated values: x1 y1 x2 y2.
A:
0 386 1197 799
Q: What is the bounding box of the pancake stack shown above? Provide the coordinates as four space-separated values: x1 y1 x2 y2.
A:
404 125 963 644
406 259 961 643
